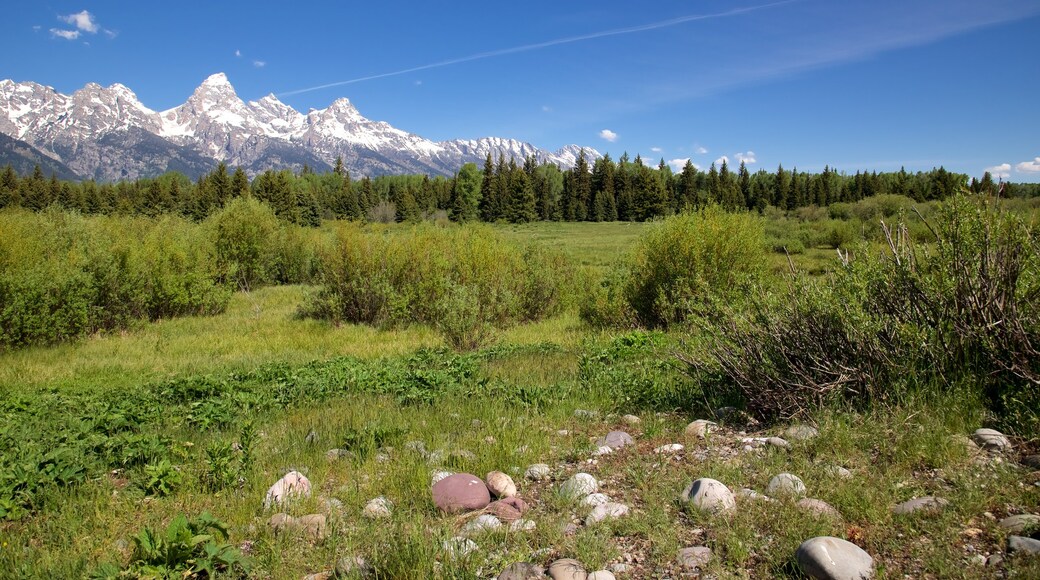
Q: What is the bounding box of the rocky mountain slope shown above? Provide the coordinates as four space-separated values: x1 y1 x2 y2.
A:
0 73 599 181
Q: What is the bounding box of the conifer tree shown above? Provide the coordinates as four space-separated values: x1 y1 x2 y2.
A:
231 167 250 198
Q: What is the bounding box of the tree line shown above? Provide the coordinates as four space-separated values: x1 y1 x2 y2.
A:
2 153 1034 225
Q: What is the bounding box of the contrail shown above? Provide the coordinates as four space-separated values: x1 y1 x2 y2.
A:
276 0 800 97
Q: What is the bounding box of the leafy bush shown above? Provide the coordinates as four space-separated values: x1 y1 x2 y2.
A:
91 513 251 579
683 194 1040 432
209 197 280 289
304 223 577 349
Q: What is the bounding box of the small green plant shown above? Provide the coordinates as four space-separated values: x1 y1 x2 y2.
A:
91 512 251 579
142 459 182 497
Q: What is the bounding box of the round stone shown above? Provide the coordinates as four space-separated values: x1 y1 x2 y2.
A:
796 536 875 579
684 420 717 438
525 463 551 480
681 478 736 514
548 558 587 580
263 470 312 510
785 425 819 441
1008 535 1040 555
998 514 1040 534
597 431 635 449
767 473 807 498
891 496 948 515
583 493 611 507
587 572 616 580
432 473 492 514
678 546 712 570
621 414 641 425
560 473 598 499
498 562 546 580
461 514 502 536
363 496 392 519
586 502 629 525
486 497 529 522
797 498 843 520
972 428 1011 452
486 471 518 498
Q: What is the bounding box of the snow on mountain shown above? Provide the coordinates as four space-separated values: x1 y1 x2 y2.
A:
0 73 599 181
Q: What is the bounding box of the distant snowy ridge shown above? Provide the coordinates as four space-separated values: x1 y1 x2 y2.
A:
0 72 599 181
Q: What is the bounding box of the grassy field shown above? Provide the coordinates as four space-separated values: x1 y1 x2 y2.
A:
1 207 1038 579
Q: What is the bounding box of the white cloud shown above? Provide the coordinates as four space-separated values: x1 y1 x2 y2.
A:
235 49 242 57
60 10 98 33
714 155 730 166
541 105 552 112
696 146 708 155
32 25 41 32
598 129 618 143
735 151 757 164
253 60 266 68
984 163 1011 179
50 28 80 40
668 158 699 171
1015 157 1040 173
651 147 663 153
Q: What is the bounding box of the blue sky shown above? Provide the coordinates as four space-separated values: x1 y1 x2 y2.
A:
3 0 1040 181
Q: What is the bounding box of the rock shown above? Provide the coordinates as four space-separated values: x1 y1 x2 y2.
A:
510 518 537 532
269 513 327 540
432 473 492 514
586 502 629 525
826 466 853 480
999 514 1040 534
574 409 599 420
678 546 713 570
609 563 631 574
462 514 502 536
583 493 611 507
892 496 949 515
431 470 455 485
526 464 551 480
684 420 717 438
1009 535 1040 555
681 478 736 514
592 446 614 456
739 488 774 502
972 428 1011 452
305 429 318 444
548 558 587 580
621 414 641 425
587 572 615 580
560 473 599 499
486 497 529 521
767 437 791 448
949 435 979 453
264 470 312 509
498 562 546 580
596 431 635 449
268 513 293 533
320 497 344 514
557 430 572 436
654 443 684 454
1022 454 1040 469
767 473 807 498
363 496 392 519
443 536 478 558
796 536 875 579
336 556 374 577
986 554 1004 567
486 471 518 498
797 498 843 520
785 425 819 441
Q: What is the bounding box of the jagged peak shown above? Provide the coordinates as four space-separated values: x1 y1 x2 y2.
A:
200 72 232 88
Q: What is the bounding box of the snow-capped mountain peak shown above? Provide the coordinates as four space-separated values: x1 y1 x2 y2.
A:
0 72 600 181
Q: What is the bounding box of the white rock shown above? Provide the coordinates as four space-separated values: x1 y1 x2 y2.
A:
443 537 479 558
685 420 717 438
583 493 611 507
461 514 502 536
972 428 1011 452
525 464 551 480
654 443 685 453
592 445 614 456
362 496 392 519
560 473 599 499
509 518 536 532
587 571 616 580
767 473 807 498
681 478 736 514
486 471 518 498
263 470 311 510
796 536 874 579
586 502 629 525
892 496 948 515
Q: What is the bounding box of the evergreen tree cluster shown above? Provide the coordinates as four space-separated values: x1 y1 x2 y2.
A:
1 154 1021 225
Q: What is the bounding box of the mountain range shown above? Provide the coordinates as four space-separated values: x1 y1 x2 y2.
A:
0 72 599 181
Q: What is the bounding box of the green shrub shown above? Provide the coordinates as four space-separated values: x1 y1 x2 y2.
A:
209 197 280 289
304 223 576 350
623 206 767 328
683 194 1040 433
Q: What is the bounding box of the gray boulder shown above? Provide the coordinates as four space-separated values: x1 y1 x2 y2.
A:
1008 535 1040 555
560 473 598 499
586 502 629 525
796 536 874 579
767 473 807 498
681 478 736 514
999 514 1040 534
678 546 712 570
972 428 1011 452
548 558 587 580
596 431 635 450
892 496 948 515
498 562 546 580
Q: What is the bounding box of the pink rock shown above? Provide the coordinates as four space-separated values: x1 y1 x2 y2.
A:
432 473 491 513
486 497 530 521
263 470 312 509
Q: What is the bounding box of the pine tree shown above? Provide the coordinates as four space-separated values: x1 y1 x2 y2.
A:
0 165 18 209
231 167 250 198
450 162 482 222
571 150 591 221
738 161 751 209
333 156 346 177
479 153 496 221
505 167 537 223
678 161 698 211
